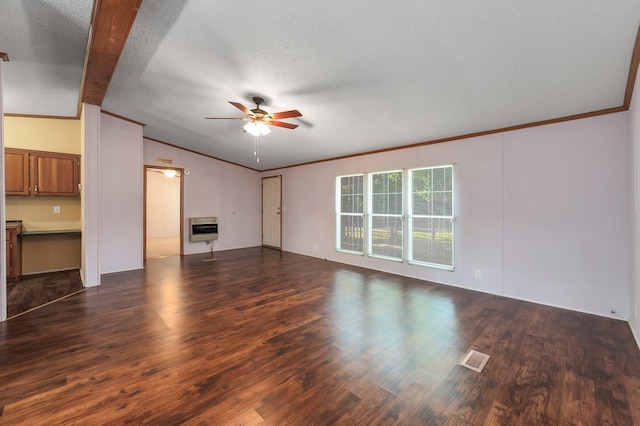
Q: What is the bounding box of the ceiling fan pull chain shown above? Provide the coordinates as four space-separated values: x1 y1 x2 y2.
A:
254 135 260 163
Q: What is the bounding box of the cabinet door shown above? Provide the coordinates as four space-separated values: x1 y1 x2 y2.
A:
5 148 30 196
32 152 80 197
6 227 21 281
6 233 11 278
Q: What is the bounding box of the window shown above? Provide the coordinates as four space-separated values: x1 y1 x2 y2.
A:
409 166 454 269
369 171 403 260
336 165 454 270
336 174 364 254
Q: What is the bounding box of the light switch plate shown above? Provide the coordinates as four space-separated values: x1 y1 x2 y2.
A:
53 206 61 214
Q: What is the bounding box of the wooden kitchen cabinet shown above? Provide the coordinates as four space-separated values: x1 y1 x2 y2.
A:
6 222 22 282
5 148 30 195
4 148 80 197
31 151 80 197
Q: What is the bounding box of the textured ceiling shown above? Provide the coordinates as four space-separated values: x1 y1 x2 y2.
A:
2 1 640 170
0 0 93 116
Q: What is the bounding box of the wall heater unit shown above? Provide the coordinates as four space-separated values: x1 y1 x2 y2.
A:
189 217 218 242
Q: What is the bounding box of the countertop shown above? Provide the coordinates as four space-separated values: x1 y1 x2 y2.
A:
20 229 81 236
6 220 81 236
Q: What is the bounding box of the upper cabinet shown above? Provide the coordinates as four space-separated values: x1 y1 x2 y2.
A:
31 151 81 197
5 149 30 195
5 148 80 197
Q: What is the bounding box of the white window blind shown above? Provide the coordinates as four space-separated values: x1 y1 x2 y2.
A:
409 166 454 269
336 174 364 254
368 170 403 260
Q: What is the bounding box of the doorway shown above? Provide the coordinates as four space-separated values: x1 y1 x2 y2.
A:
144 166 184 258
262 175 282 249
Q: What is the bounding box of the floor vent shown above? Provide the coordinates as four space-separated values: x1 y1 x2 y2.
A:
461 350 490 373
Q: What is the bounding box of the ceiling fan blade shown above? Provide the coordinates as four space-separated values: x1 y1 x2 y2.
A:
205 117 246 120
269 120 298 129
270 110 302 119
229 101 252 115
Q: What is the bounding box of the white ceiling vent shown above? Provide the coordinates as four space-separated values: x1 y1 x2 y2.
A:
461 350 490 373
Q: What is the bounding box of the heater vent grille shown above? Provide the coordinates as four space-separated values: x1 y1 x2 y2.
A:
461 350 490 373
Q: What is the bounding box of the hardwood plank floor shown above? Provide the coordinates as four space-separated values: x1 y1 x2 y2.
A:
0 247 638 425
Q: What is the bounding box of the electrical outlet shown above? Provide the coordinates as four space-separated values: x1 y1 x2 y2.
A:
475 269 482 279
53 206 61 214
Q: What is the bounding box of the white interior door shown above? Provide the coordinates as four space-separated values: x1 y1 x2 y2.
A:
262 176 282 248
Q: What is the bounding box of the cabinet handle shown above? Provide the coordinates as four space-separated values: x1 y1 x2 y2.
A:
34 185 38 193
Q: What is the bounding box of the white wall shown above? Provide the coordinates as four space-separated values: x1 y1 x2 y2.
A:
503 114 629 315
264 112 631 319
81 104 101 286
143 139 261 254
629 63 640 345
99 113 144 273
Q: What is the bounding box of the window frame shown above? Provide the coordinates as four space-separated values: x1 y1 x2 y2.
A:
367 170 404 261
335 164 455 271
335 174 365 255
408 165 455 270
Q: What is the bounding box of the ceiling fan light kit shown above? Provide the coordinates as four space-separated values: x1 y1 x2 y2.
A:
244 120 271 136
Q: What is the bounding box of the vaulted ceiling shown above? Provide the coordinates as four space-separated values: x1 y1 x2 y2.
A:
2 1 640 170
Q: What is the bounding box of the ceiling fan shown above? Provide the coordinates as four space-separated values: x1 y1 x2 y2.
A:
205 96 302 136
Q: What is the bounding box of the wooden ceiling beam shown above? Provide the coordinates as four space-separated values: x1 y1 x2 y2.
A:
80 0 143 107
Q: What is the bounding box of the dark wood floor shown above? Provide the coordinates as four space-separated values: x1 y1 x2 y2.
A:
0 247 639 425
6 270 84 318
